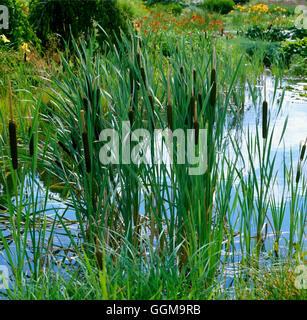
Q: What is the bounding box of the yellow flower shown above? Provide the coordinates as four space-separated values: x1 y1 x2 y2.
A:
21 42 30 53
1 34 10 43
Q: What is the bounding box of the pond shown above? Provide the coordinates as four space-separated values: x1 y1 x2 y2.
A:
0 73 306 294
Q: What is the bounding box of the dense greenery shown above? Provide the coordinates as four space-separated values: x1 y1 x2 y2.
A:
202 0 235 14
29 0 127 47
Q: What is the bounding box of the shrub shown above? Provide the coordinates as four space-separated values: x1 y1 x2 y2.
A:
95 0 128 45
202 0 235 14
281 37 307 64
245 25 307 42
29 0 127 47
0 0 39 47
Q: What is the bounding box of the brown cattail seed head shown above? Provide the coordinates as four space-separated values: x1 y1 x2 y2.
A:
148 94 155 129
58 141 70 156
296 165 301 184
167 103 173 131
140 66 146 86
190 94 195 126
29 126 34 157
180 66 184 77
300 145 306 161
194 120 199 145
9 121 18 170
210 68 216 107
198 92 202 112
262 101 268 139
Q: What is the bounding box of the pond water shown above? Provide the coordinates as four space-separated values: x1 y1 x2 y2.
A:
0 74 306 293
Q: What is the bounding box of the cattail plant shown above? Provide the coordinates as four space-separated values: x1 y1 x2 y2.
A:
140 66 146 88
7 76 18 170
28 107 34 157
180 66 184 77
198 92 202 114
300 139 306 161
148 94 155 130
80 110 91 173
296 138 307 184
71 132 78 150
136 47 141 91
58 141 70 156
189 93 196 127
210 53 216 108
167 66 173 131
192 69 196 96
194 119 199 145
129 108 134 127
262 72 268 139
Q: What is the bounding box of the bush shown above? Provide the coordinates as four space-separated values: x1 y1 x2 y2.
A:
202 0 235 14
0 0 39 47
29 0 127 47
245 25 307 42
281 37 307 64
95 0 128 45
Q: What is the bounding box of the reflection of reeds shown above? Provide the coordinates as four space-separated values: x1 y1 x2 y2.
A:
80 110 91 173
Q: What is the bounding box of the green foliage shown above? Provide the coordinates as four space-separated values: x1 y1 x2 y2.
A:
285 55 307 77
246 25 307 42
0 0 40 46
29 0 97 46
146 0 183 15
202 0 235 14
281 37 307 63
28 0 127 47
95 0 128 45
